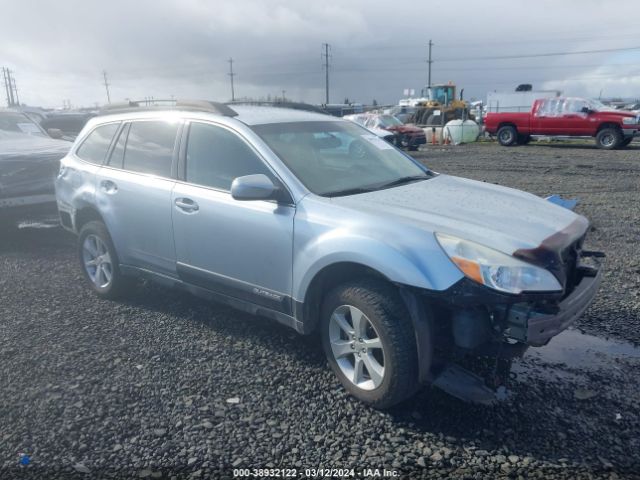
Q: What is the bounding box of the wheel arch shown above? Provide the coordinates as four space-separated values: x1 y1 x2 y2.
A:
298 261 435 383
596 122 622 135
297 261 389 334
497 121 518 133
74 206 106 233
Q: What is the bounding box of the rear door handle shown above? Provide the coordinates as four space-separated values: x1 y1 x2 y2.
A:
175 197 199 213
100 180 118 194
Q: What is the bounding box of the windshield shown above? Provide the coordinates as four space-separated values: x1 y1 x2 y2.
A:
587 99 616 112
377 115 403 127
251 121 430 197
0 111 47 137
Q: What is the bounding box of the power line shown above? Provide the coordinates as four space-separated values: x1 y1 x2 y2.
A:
228 58 236 101
322 43 330 103
102 70 111 104
436 45 640 63
337 30 640 51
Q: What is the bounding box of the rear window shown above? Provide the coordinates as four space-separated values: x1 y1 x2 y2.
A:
122 120 179 177
76 123 120 164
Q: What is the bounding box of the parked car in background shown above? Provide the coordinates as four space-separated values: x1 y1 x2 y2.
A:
17 106 49 124
56 101 601 408
343 113 397 144
0 130 70 227
352 113 425 150
386 105 417 123
623 102 640 113
41 112 96 141
0 109 51 138
485 97 640 149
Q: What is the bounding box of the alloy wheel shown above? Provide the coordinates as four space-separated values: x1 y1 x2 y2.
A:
82 234 113 288
601 133 615 147
499 130 513 144
328 305 385 390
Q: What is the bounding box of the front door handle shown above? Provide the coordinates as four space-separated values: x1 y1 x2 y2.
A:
100 180 118 194
175 197 199 213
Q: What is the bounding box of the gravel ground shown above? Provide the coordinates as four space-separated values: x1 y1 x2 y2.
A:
1 141 639 479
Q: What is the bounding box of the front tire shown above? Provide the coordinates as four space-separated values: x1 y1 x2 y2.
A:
497 125 518 146
78 221 130 299
596 128 622 150
321 278 419 408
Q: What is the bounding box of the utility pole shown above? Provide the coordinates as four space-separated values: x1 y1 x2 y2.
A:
427 39 433 89
228 58 236 102
322 43 330 104
8 69 15 106
102 70 111 104
11 77 19 106
2 68 10 106
282 90 286 102
3 68 17 106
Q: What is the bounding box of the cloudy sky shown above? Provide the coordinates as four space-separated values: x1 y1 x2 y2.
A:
1 0 639 108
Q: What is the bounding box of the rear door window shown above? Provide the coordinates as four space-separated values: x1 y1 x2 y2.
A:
107 123 129 169
75 123 119 164
122 120 179 177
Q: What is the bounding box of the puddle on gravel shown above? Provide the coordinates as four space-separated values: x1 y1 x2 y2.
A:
523 328 640 370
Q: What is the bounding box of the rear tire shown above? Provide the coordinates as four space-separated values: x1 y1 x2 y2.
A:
78 221 130 299
596 128 622 150
321 278 419 408
497 125 518 146
518 134 532 145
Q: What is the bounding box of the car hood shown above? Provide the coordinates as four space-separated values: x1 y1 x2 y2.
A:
384 125 424 134
367 126 395 138
330 174 587 255
0 130 71 159
592 109 637 120
0 131 70 199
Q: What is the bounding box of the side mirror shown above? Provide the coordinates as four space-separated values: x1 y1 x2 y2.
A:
231 174 278 201
47 128 64 139
580 107 592 114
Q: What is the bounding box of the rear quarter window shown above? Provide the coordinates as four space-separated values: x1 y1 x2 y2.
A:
76 123 120 164
122 120 179 177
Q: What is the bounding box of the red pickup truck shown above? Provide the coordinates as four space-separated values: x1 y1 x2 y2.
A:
485 97 640 149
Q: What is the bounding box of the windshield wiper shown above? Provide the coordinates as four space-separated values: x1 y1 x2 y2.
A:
373 174 431 190
322 174 432 197
321 186 378 197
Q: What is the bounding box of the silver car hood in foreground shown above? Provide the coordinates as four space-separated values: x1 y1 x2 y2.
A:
329 174 587 255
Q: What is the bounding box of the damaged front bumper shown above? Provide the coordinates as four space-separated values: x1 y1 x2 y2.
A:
418 250 603 404
504 260 602 347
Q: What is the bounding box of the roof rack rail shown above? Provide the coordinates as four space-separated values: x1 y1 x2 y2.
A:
176 99 238 117
102 100 141 110
98 99 237 117
229 100 326 114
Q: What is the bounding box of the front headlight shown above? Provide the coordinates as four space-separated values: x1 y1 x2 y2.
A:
436 233 562 294
622 117 636 125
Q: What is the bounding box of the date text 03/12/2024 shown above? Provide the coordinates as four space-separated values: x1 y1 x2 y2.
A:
232 468 401 478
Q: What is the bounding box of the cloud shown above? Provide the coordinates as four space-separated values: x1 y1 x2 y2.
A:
1 0 639 107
